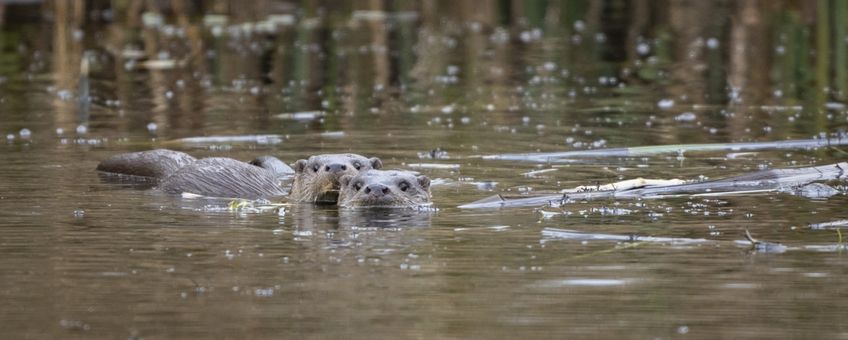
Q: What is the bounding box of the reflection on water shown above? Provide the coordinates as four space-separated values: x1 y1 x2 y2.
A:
2 1 848 338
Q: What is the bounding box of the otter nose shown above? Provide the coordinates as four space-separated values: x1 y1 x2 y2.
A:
324 163 347 173
363 184 390 196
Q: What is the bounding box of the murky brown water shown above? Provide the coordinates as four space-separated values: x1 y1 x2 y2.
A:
2 1 848 339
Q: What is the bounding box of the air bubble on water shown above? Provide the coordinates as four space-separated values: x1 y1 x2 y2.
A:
573 20 585 32
460 117 471 124
657 98 674 109
522 116 531 124
570 34 582 44
675 112 696 122
636 42 651 56
706 38 719 49
146 122 158 132
446 65 459 76
76 124 88 134
73 209 85 218
709 128 718 134
595 33 607 43
677 326 689 334
254 288 274 297
775 45 786 55
19 128 31 138
57 89 73 101
440 105 454 114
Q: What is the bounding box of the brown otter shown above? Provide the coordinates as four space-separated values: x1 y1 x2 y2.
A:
289 154 382 203
157 157 287 199
337 170 432 208
96 149 292 199
96 149 199 179
96 149 380 201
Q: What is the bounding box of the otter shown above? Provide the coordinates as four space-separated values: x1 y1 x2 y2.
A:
96 149 292 199
96 149 380 202
337 170 432 208
289 154 382 203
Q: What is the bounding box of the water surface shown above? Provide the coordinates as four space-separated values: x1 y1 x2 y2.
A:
1 1 848 338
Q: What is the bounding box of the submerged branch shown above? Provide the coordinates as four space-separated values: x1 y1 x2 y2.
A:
459 162 847 209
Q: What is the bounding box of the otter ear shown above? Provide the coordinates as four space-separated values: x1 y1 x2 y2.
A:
416 175 431 190
293 159 307 173
340 174 353 188
370 157 383 169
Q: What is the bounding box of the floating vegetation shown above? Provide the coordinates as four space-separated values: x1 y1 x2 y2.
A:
483 136 848 163
174 135 284 144
542 228 709 245
522 168 558 177
227 199 287 214
541 228 840 255
273 111 326 121
740 229 787 254
407 163 460 170
809 220 848 230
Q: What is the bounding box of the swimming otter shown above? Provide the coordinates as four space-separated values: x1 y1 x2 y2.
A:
157 157 287 199
337 170 432 208
96 149 292 199
96 149 380 201
96 149 199 179
289 154 383 203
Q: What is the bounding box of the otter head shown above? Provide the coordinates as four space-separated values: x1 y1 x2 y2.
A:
338 170 432 209
289 154 382 203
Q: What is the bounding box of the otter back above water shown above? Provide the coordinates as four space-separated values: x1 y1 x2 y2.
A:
158 157 287 199
95 150 401 204
96 149 289 200
96 149 197 179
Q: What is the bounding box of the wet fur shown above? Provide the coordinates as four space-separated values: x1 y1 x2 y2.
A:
159 158 286 199
97 150 380 202
289 154 382 203
96 149 196 179
338 170 431 208
97 149 287 199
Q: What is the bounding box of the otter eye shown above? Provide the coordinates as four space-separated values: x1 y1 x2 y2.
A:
398 181 410 192
312 164 320 173
353 182 363 191
352 161 361 170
